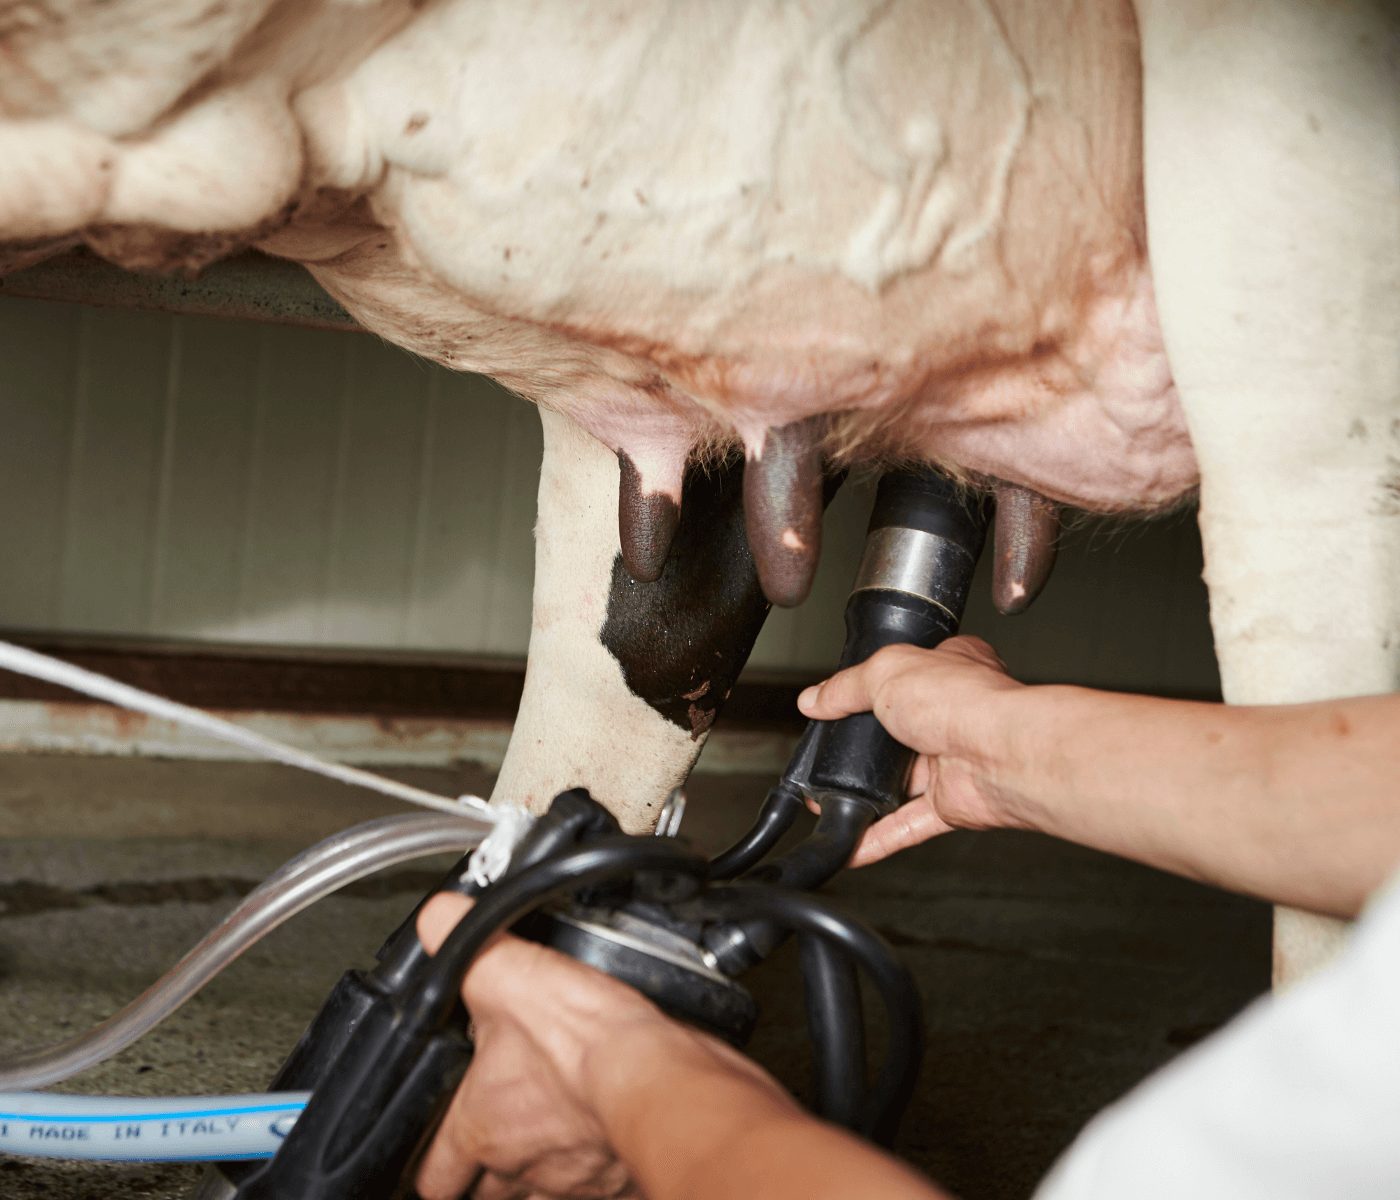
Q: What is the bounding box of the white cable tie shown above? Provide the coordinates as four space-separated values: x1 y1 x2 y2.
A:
465 805 536 888
0 640 498 824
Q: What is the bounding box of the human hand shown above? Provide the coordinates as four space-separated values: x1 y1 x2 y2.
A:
797 636 1028 865
414 893 782 1200
413 893 657 1199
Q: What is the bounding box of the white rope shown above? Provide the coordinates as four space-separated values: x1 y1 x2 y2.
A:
465 805 537 888
0 639 498 823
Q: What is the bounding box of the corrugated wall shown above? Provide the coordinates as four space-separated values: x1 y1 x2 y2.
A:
1 299 539 656
0 296 1219 695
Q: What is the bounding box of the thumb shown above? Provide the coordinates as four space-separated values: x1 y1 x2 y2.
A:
850 797 953 867
797 663 875 721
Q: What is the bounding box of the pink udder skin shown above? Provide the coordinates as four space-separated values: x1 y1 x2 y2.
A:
597 297 1195 514
902 265 1197 512
310 220 1195 515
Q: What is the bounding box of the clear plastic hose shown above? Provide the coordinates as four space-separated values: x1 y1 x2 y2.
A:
0 813 488 1090
0 1091 310 1161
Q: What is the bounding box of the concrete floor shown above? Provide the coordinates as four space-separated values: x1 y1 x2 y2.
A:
0 755 1270 1199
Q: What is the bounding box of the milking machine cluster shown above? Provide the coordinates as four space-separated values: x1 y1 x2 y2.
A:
0 466 987 1197
186 465 989 1199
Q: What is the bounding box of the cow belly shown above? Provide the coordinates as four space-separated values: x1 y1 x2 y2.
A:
290 0 1192 512
0 0 1193 515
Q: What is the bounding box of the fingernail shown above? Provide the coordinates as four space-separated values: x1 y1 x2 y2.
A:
797 684 820 711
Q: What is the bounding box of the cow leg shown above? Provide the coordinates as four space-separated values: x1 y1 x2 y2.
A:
1136 0 1400 982
490 406 775 833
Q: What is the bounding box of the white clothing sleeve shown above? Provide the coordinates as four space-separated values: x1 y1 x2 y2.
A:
1034 870 1400 1200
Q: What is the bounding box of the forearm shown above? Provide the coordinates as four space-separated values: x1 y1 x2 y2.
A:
994 688 1400 917
590 1024 946 1200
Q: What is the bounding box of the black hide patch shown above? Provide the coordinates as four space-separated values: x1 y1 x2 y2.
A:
601 454 842 739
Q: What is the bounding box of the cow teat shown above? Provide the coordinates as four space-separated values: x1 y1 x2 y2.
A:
742 417 826 608
617 451 681 583
991 482 1060 615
